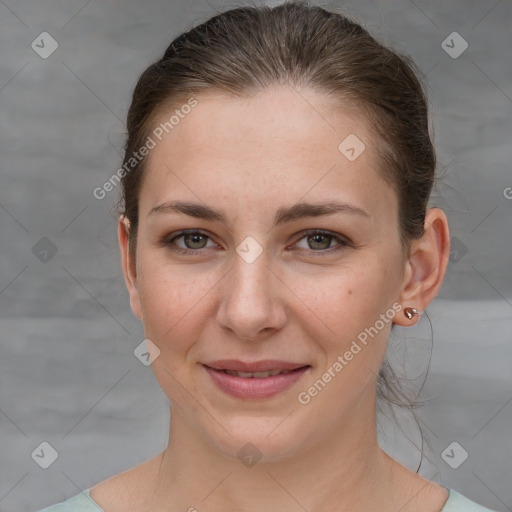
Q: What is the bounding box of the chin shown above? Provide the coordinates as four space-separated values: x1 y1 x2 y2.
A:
202 415 312 465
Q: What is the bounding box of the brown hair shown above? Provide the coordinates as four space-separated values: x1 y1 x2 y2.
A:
116 0 436 469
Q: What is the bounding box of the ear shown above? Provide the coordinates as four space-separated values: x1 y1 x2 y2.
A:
394 208 451 326
118 216 143 321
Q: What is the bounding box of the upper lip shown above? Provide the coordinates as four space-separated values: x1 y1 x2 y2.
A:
202 359 309 372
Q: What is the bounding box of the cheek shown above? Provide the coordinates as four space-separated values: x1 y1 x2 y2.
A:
136 256 217 358
297 267 398 398
296 258 398 346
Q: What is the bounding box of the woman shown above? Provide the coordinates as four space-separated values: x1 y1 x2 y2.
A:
37 2 499 511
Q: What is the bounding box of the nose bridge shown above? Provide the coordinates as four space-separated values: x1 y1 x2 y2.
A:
216 246 286 339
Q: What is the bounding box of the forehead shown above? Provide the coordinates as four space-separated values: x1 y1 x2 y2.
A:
139 86 396 221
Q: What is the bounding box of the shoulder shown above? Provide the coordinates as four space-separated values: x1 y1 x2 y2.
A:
441 489 499 512
35 454 161 512
35 489 103 512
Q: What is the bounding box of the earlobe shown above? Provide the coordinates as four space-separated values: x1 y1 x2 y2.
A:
118 216 143 321
394 208 450 327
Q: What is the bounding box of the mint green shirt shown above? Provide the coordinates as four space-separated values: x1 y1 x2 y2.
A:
36 487 499 511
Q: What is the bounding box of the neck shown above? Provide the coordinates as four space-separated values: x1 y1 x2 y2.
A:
148 384 403 512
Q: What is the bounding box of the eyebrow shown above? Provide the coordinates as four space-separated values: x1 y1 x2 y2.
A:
147 200 370 225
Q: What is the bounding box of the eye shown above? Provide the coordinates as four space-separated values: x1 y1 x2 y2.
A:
162 229 351 256
163 230 218 255
290 229 350 254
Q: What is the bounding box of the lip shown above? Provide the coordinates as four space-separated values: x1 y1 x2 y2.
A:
202 359 308 373
202 361 311 399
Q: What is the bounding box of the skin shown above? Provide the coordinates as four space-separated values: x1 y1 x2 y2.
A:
92 85 451 512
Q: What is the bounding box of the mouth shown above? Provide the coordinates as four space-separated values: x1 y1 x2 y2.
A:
201 360 311 399
214 368 300 378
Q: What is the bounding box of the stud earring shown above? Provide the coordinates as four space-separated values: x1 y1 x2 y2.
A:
403 307 420 319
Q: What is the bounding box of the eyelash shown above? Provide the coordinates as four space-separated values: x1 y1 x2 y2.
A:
162 229 351 256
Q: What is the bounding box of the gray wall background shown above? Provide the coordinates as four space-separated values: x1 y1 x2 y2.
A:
0 1 511 511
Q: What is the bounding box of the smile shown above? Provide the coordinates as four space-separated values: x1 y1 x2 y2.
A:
202 360 311 399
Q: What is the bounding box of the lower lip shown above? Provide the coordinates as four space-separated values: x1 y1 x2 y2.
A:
203 365 310 399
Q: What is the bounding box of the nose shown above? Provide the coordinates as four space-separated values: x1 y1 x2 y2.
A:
216 251 288 341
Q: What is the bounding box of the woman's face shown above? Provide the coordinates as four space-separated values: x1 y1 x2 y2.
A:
120 86 411 461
